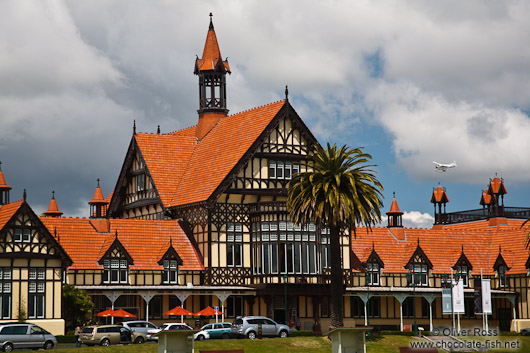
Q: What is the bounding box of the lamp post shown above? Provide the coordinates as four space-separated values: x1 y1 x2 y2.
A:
283 274 288 325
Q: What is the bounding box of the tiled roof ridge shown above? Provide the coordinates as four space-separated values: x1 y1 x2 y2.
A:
226 99 286 118
137 125 196 136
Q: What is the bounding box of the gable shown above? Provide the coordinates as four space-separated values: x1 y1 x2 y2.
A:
98 234 134 265
0 202 72 266
108 137 168 217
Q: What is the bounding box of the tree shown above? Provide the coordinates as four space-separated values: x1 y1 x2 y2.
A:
63 284 94 329
287 143 384 328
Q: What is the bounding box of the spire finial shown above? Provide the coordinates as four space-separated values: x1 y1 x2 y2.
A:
0 161 2 171
97 178 100 187
461 244 464 253
157 125 160 134
115 229 118 240
417 238 420 246
393 191 396 199
133 120 136 135
52 190 55 199
23 189 26 201
285 85 289 101
209 12 214 30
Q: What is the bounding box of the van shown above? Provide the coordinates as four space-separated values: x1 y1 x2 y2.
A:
0 323 57 352
79 325 146 346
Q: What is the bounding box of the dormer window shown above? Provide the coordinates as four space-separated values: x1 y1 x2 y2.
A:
455 265 469 287
162 260 178 284
498 265 507 287
103 259 128 284
409 263 428 286
367 262 380 286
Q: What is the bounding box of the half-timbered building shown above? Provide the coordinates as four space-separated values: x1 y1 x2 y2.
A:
3 15 530 335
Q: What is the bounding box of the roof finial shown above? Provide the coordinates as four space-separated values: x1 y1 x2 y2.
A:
23 189 26 201
417 238 420 246
133 120 136 135
0 161 2 171
285 85 289 101
372 241 375 251
52 190 55 199
97 178 100 187
393 191 396 199
157 125 160 134
461 244 464 253
209 12 214 30
115 229 118 240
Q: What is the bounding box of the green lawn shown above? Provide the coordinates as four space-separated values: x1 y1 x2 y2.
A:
44 335 529 353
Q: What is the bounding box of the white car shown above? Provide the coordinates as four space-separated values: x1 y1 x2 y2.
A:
147 323 210 341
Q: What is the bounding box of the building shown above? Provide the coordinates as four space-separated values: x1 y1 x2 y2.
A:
1 16 530 335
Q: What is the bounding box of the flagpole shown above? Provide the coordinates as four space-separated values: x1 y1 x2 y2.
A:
481 269 485 331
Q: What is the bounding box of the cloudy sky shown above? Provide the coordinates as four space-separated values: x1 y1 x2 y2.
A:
1 0 529 228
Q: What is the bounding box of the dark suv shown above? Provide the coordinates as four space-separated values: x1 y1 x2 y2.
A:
230 316 289 339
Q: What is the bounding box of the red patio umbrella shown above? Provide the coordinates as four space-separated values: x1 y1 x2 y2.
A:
95 308 115 317
163 306 194 316
195 306 223 316
111 308 136 318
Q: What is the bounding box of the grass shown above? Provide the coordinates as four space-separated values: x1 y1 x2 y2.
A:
42 334 530 353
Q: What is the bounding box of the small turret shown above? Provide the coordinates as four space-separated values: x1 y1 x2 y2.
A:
386 192 403 228
0 161 12 205
89 179 108 218
43 191 63 218
431 184 449 225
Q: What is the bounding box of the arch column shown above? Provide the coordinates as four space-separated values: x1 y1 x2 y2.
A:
423 294 437 332
394 294 408 332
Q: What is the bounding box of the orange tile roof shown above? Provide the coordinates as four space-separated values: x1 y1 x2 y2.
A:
40 217 204 271
431 186 449 203
0 170 11 190
352 219 530 276
0 200 23 231
43 194 63 217
195 17 230 73
386 199 403 215
135 100 285 207
89 184 107 205
490 177 507 195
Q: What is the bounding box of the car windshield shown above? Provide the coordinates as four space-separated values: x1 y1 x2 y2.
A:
81 327 93 333
159 324 168 330
233 319 243 325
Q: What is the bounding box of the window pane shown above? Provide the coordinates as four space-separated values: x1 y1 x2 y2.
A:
277 162 284 179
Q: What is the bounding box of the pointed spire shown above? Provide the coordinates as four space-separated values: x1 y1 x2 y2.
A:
386 192 403 228
157 125 160 134
0 161 12 205
23 189 26 201
209 12 214 30
43 190 63 217
89 178 108 218
285 85 289 101
133 120 136 135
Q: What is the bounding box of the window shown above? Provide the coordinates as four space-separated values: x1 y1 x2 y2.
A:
162 260 178 284
455 265 469 287
0 268 11 319
13 229 30 243
103 259 128 284
498 265 507 287
28 268 45 319
408 263 429 287
253 221 323 275
137 174 146 192
268 160 298 180
321 296 330 317
366 262 380 286
227 296 243 317
227 223 243 267
403 297 416 318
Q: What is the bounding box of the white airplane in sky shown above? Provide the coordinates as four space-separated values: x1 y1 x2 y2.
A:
433 161 457 172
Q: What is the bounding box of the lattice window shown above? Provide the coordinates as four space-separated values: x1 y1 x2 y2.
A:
408 254 429 287
28 268 45 319
103 258 129 284
162 260 178 284
366 262 380 286
268 160 299 180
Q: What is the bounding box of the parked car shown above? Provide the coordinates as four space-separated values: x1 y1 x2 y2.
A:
122 321 158 340
230 316 289 339
148 323 208 341
521 328 530 336
79 325 146 346
200 322 232 339
0 323 57 352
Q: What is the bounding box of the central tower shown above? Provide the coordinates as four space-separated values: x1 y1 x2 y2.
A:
194 13 231 140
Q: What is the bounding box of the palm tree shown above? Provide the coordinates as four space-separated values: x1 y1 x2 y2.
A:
287 143 384 328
